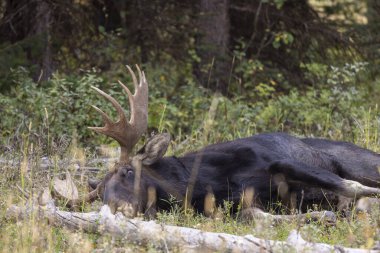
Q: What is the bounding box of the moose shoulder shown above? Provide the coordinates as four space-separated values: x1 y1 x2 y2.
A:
66 66 380 218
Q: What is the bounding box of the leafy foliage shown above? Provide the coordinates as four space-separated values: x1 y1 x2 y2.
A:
0 1 380 252
0 59 376 154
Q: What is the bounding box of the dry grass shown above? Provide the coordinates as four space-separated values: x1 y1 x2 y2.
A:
1 107 380 252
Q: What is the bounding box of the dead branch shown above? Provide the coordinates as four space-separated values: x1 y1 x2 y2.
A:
5 191 378 253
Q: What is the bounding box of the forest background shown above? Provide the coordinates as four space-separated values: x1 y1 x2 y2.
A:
0 0 380 149
2 0 380 251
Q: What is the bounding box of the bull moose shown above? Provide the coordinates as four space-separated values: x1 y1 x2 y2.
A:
65 65 380 219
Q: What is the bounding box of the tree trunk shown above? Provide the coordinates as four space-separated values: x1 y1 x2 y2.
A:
367 0 380 26
365 0 380 77
0 0 30 42
31 0 53 81
0 0 54 81
196 0 230 95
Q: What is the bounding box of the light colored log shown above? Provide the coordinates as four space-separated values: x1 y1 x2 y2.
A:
52 171 78 201
6 197 378 253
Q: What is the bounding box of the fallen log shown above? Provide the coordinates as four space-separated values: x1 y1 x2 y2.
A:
6 190 378 253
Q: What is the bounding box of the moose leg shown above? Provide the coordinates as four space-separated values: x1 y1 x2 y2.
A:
268 160 380 199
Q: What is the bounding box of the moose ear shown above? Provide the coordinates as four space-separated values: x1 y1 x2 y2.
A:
137 133 171 165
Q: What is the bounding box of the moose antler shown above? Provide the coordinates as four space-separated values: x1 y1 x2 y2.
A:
53 65 148 209
89 65 148 164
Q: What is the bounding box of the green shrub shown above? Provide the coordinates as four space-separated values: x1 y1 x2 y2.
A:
0 60 378 154
0 67 105 151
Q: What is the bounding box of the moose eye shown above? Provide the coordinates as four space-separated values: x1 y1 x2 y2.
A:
120 167 134 177
127 169 134 176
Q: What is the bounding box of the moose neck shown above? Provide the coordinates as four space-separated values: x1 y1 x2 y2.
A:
146 156 191 203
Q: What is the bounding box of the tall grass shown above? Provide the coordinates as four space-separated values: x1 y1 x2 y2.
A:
1 65 380 251
1 98 380 252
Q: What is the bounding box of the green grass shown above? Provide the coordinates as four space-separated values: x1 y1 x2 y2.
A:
1 87 380 252
1 129 380 252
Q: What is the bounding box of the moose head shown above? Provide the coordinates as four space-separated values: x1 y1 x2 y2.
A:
66 65 170 217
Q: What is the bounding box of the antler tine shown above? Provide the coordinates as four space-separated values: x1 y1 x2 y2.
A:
130 65 148 126
135 64 143 86
118 79 135 123
121 64 148 128
90 105 112 126
126 65 139 92
90 86 127 124
89 65 148 164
